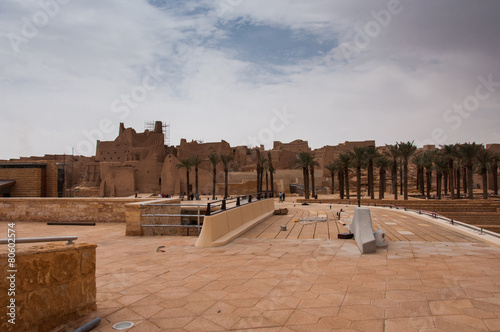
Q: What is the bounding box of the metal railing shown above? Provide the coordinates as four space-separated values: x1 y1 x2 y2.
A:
140 192 273 236
141 203 205 236
204 192 272 216
351 202 500 240
0 236 78 245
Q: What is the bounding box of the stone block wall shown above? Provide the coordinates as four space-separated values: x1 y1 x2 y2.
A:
0 242 96 331
0 161 59 197
125 198 182 236
0 198 141 223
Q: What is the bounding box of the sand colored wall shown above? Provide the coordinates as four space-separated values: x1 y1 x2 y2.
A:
125 198 182 236
0 242 96 332
195 198 274 247
0 161 59 197
0 198 142 222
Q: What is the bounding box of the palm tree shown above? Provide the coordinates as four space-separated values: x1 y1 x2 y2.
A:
310 159 320 198
325 162 339 196
412 153 424 196
220 154 233 199
338 152 352 199
264 162 269 192
365 146 380 199
191 154 202 197
296 152 314 199
375 156 390 199
260 155 267 194
397 141 417 200
456 157 462 198
385 144 400 200
441 144 457 198
208 153 220 199
267 152 275 197
458 142 482 199
462 164 468 196
476 147 495 199
350 147 368 201
256 149 263 193
434 155 448 200
176 158 193 198
421 150 435 199
338 167 344 199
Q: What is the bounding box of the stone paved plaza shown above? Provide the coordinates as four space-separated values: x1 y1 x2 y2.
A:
3 202 500 331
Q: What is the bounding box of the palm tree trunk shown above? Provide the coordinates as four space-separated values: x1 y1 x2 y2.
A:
256 167 261 193
382 168 387 196
449 163 455 198
265 171 269 193
330 171 335 196
186 170 190 197
356 165 361 201
463 166 468 195
482 167 488 199
212 168 216 200
345 167 350 199
369 160 374 199
392 160 398 200
268 152 275 197
224 169 229 198
443 171 448 196
416 167 420 191
399 164 403 196
303 167 309 199
310 167 315 198
468 164 473 199
437 172 442 199
339 170 344 199
270 171 274 197
260 168 267 192
420 170 425 196
379 168 384 199
426 169 431 199
195 167 199 196
493 162 498 195
456 167 461 198
403 161 409 200
367 170 371 196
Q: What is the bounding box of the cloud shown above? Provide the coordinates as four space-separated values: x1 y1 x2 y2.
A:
0 0 499 159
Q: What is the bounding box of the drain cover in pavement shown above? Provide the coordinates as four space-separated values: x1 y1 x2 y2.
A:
113 321 135 330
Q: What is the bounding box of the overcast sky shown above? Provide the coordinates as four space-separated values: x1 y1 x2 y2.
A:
1 0 500 159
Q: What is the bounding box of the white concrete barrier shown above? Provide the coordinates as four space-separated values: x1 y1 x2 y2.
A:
195 199 274 247
349 207 377 254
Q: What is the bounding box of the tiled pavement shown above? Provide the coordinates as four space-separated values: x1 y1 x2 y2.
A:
2 204 500 331
246 203 482 243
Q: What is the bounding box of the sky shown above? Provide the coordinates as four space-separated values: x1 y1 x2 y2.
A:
1 0 500 159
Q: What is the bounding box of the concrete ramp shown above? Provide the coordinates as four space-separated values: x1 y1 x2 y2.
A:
349 207 376 254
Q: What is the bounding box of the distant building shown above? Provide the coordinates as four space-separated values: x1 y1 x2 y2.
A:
2 121 498 197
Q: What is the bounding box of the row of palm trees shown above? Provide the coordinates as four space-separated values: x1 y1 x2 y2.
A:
255 150 276 196
176 149 278 200
176 153 233 199
412 143 500 199
301 141 499 201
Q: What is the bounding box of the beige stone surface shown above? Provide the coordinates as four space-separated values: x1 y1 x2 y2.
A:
0 242 96 331
2 203 500 331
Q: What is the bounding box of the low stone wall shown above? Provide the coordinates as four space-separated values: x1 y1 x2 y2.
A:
126 198 182 236
0 198 144 223
0 242 96 331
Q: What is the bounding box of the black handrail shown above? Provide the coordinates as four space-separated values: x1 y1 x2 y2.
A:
205 192 272 216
